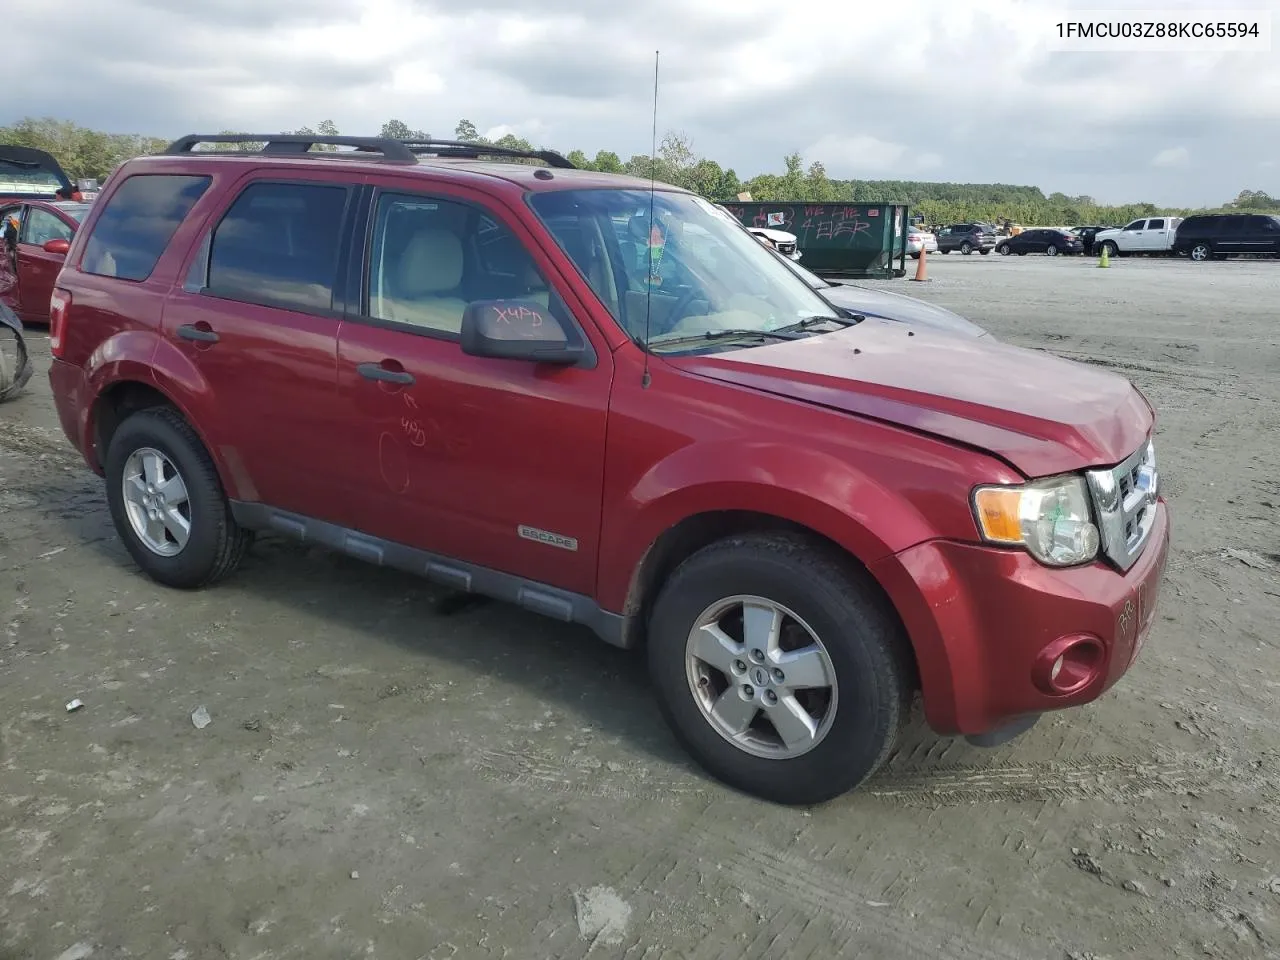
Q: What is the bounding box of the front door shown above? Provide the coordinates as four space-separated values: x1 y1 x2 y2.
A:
0 203 23 315
336 183 613 596
161 174 355 525
15 206 74 323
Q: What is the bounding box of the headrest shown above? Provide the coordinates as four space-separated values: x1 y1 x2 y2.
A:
397 228 463 295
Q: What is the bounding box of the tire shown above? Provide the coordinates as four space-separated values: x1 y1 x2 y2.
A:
1100 241 1118 258
646 533 913 806
997 244 1011 256
1046 244 1058 256
960 242 973 255
104 406 252 589
1189 242 1211 262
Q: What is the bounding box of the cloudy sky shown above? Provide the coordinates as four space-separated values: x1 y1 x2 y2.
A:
8 0 1278 206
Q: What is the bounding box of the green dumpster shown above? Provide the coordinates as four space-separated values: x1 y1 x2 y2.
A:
719 202 911 279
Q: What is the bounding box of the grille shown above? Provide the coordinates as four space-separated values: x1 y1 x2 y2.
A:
1085 438 1159 571
776 242 796 254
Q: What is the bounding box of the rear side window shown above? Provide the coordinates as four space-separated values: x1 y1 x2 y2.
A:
203 181 349 313
81 174 211 281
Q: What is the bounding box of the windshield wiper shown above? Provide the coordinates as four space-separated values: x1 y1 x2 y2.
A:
776 313 863 333
647 327 808 349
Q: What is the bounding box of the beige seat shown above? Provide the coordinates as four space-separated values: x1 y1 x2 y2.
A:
381 228 468 333
522 263 550 309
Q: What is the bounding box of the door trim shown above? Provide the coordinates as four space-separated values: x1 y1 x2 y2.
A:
230 500 629 648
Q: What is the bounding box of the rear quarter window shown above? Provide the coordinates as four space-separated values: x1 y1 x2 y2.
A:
81 173 211 282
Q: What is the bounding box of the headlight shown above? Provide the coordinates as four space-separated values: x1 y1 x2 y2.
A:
972 475 1100 567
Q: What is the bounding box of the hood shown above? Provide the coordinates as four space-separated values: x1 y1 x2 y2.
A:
667 318 1154 478
819 282 988 339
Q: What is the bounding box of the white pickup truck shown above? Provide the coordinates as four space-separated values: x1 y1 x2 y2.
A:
1093 217 1183 257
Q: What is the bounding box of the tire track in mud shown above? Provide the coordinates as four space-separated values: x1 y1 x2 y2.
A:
0 419 82 467
507 788 1044 960
473 744 1271 808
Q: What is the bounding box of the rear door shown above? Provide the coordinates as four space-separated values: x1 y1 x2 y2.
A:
1138 218 1168 252
1244 215 1280 253
335 180 614 595
161 173 356 525
14 205 75 323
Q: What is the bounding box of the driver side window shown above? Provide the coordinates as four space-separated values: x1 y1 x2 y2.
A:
21 208 73 246
365 192 572 339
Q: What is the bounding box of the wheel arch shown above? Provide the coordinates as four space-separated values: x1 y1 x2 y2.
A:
615 507 921 691
88 377 245 499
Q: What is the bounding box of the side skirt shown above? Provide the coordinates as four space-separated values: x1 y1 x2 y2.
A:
229 501 631 649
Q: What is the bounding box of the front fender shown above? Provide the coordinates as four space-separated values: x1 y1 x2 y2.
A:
597 440 939 613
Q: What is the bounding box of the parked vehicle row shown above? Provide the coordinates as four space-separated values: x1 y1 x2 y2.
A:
919 213 1280 262
44 132 1169 806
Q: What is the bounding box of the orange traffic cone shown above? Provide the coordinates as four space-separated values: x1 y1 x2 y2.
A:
909 245 929 282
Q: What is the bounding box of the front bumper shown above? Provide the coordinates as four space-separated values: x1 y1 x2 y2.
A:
870 499 1171 737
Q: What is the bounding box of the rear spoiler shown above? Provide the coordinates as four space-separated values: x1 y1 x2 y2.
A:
0 145 79 202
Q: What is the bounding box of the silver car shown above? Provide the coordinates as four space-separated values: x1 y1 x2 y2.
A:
769 247 989 338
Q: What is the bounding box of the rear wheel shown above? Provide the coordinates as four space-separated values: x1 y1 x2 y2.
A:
646 534 913 806
1046 244 1058 257
104 406 252 589
1190 242 1212 262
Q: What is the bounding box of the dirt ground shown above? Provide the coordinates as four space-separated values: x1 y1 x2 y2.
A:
2 253 1279 960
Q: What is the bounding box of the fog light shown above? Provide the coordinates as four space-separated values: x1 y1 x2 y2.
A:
1032 635 1106 696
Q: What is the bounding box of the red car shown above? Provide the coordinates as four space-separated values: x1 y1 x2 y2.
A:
1 199 92 324
46 134 1170 805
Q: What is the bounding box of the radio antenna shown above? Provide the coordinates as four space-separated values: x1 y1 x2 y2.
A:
641 49 659 389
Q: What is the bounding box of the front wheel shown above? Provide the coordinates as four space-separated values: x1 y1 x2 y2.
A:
1190 242 1212 262
960 242 973 255
104 406 253 589
997 244 1011 255
1100 241 1118 258
646 534 913 806
1046 244 1058 256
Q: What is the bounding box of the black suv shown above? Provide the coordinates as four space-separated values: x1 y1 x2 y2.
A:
1173 213 1280 261
935 223 997 255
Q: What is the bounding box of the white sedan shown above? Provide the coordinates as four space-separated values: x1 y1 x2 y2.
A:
906 228 938 259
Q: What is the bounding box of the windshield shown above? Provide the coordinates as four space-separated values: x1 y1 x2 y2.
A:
52 201 92 221
527 188 841 351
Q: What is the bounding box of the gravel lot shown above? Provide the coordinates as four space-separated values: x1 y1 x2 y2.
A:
3 253 1279 960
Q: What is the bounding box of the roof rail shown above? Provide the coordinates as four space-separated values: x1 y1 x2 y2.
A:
402 139 576 169
163 134 419 165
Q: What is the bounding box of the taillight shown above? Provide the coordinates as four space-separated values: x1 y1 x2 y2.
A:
49 288 71 358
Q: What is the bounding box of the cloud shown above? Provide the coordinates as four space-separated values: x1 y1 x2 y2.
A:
3 0 1278 207
1151 147 1190 168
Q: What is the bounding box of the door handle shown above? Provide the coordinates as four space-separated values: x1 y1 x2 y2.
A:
177 323 219 343
357 362 415 385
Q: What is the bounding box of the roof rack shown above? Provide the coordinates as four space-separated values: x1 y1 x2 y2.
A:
401 139 576 169
163 134 419 164
162 135 576 169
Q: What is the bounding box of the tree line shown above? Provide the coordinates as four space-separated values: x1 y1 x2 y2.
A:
2 115 1275 226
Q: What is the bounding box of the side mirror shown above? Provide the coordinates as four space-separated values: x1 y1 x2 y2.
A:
459 299 584 365
43 238 71 255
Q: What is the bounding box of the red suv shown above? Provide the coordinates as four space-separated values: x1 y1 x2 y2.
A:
47 134 1171 805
